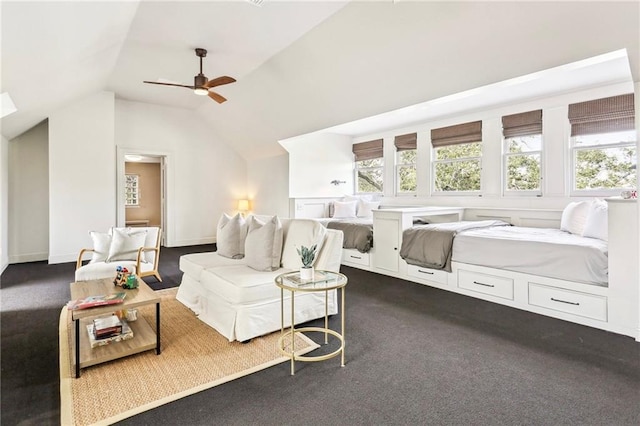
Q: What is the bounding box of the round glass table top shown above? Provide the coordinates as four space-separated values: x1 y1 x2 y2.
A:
275 270 347 292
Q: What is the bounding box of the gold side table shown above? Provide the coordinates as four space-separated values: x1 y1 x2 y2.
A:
275 270 347 375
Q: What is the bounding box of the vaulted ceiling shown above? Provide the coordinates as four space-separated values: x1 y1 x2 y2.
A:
2 1 638 161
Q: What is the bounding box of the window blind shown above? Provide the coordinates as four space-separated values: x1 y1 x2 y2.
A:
394 132 417 152
502 110 542 138
431 121 482 148
352 139 383 161
568 93 635 137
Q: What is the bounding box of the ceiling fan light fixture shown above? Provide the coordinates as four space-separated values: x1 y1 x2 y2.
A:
193 88 208 96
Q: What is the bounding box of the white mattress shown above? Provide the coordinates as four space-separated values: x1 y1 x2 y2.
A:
452 226 608 286
316 217 373 226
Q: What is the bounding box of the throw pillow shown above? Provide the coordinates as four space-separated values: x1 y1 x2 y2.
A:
582 199 608 241
216 213 247 259
560 201 591 235
357 199 381 218
107 228 147 262
332 200 358 218
89 231 111 263
244 216 283 272
281 219 327 269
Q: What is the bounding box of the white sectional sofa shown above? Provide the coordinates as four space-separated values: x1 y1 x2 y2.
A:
176 217 344 342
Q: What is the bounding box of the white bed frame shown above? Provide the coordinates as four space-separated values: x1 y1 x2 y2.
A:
292 198 640 341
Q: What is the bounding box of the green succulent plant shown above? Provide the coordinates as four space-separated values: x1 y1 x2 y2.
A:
296 244 317 268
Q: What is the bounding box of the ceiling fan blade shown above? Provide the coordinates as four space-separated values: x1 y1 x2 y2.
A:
204 76 236 89
143 81 194 89
208 91 227 104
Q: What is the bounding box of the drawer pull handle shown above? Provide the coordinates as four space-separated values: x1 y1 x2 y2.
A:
551 297 580 306
350 256 362 260
473 281 495 288
418 270 434 275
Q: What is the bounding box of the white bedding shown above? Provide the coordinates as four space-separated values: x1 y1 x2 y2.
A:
452 226 608 286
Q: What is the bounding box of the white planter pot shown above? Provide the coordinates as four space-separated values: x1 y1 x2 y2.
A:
300 266 314 280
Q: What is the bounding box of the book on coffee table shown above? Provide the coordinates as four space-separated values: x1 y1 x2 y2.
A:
67 292 126 310
87 319 134 348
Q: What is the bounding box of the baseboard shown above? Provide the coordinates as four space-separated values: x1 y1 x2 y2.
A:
48 253 78 265
0 259 7 275
166 237 216 248
9 252 49 264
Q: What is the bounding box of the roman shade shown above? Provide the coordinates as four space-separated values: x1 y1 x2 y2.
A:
394 132 417 152
568 93 635 137
502 110 542 138
431 121 482 148
353 139 383 161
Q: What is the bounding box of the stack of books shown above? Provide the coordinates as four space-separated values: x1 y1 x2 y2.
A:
87 315 134 348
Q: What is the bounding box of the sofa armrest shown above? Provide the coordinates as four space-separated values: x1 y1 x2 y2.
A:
76 248 95 270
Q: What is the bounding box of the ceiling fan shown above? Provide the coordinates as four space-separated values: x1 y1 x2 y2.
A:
143 48 236 103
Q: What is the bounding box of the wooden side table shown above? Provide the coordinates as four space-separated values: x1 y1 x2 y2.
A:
275 270 347 375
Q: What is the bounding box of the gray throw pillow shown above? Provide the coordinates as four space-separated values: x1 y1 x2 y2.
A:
244 216 283 271
216 213 247 259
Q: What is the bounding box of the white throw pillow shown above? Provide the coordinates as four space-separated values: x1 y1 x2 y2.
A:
244 216 283 272
281 219 327 269
357 199 381 218
560 201 591 235
107 228 147 262
89 231 111 263
216 213 247 259
332 200 358 218
582 199 608 241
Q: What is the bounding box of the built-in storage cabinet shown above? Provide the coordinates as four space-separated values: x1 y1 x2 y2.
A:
458 269 514 300
373 217 400 272
528 282 607 321
342 249 370 267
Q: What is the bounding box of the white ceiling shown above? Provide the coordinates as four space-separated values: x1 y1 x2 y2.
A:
1 1 638 160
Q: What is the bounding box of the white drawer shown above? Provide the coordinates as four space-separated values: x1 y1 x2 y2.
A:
458 270 513 300
407 265 448 285
342 249 370 266
528 283 607 321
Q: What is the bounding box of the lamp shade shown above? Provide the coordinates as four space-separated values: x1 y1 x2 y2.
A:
237 199 250 211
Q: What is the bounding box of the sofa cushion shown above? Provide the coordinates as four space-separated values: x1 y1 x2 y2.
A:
244 216 283 272
200 265 294 305
75 260 138 282
107 228 147 262
216 213 247 259
89 231 111 263
180 252 246 281
281 219 327 269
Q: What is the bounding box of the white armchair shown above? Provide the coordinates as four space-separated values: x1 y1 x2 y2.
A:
75 226 162 282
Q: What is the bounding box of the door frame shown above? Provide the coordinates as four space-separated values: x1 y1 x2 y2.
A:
116 146 173 246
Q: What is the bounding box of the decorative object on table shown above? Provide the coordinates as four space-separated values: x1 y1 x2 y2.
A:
67 292 127 310
125 309 138 322
297 244 317 280
113 266 139 289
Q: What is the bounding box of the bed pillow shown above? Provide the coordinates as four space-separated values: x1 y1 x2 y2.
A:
560 201 591 235
357 199 381 218
332 200 358 218
281 219 327 269
107 228 147 262
244 215 283 271
89 231 111 263
216 213 247 259
582 199 608 241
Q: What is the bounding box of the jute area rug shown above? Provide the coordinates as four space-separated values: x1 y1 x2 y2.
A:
59 288 318 426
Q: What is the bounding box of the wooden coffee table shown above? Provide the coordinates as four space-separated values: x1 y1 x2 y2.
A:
69 278 161 378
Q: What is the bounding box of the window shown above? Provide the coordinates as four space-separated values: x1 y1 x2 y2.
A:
569 94 636 194
125 174 139 206
395 132 417 195
353 139 384 193
502 110 543 194
431 121 482 193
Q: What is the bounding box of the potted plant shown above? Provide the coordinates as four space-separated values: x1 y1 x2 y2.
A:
297 244 317 280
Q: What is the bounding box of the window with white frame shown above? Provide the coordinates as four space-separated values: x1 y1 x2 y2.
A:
353 139 384 194
568 94 636 194
431 121 482 193
395 132 417 195
502 110 543 194
125 174 140 206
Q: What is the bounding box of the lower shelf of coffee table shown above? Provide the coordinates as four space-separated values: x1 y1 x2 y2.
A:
72 316 157 369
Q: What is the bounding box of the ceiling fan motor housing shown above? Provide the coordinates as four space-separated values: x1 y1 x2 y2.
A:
194 74 208 88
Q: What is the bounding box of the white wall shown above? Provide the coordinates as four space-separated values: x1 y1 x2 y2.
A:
247 154 289 218
0 134 8 273
8 120 49 263
115 99 247 246
48 92 115 263
279 132 354 198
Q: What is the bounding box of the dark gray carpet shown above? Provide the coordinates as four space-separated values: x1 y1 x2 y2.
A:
1 246 639 425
